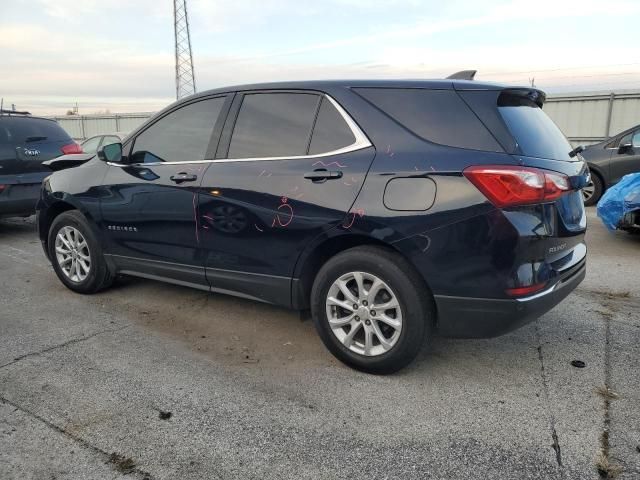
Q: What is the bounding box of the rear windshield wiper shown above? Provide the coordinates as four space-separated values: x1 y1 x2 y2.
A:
568 145 585 158
25 136 47 142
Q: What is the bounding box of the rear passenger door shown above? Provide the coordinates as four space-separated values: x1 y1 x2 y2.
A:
197 90 374 306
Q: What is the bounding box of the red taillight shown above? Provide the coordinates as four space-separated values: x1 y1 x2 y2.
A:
61 142 83 155
505 283 547 297
463 165 570 208
0 185 6 193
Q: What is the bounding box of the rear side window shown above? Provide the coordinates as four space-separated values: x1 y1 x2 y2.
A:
355 88 502 152
308 98 355 155
1 117 71 144
498 93 573 161
228 93 320 158
131 97 225 163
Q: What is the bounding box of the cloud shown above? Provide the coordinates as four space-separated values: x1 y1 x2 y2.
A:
3 0 639 114
229 0 640 60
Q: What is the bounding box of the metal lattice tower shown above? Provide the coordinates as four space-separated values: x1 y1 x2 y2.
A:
174 0 196 99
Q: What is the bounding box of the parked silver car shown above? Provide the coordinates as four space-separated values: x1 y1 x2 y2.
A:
80 132 127 154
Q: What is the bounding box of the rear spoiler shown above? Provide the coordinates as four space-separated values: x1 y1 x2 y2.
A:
43 153 96 171
498 88 546 108
446 70 477 80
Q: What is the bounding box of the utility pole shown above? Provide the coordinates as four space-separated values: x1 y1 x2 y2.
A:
174 0 196 99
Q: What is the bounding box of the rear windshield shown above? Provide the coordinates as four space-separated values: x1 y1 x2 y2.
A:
0 117 71 144
498 94 574 161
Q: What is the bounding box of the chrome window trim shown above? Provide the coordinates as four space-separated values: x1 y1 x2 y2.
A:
108 94 371 167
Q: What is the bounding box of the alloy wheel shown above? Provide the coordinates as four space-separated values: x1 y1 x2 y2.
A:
325 271 403 356
582 181 595 203
55 226 91 282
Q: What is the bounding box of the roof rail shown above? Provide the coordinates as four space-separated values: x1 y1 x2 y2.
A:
446 70 477 81
0 108 32 116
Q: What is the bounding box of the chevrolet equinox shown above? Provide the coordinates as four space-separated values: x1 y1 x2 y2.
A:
37 80 589 373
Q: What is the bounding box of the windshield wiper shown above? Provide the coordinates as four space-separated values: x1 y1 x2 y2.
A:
25 136 47 142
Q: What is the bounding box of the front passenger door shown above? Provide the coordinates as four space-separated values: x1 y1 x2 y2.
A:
100 95 229 289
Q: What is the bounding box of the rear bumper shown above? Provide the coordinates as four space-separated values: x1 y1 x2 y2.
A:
0 183 41 217
434 258 586 338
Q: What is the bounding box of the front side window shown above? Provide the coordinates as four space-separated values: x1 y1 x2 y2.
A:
228 93 320 158
605 136 620 149
632 131 640 148
619 132 633 148
131 97 225 163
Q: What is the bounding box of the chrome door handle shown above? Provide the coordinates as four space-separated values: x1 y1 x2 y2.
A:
304 169 343 182
170 172 197 183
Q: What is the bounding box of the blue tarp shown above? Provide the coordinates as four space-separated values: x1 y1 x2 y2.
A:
597 172 640 230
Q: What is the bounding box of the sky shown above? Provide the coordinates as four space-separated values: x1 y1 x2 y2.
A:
1 0 639 115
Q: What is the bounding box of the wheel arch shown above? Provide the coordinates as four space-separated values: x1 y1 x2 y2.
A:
291 233 433 313
587 162 607 189
39 197 100 259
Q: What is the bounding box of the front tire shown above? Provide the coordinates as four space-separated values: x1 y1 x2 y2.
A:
311 246 434 374
48 210 114 294
583 174 603 206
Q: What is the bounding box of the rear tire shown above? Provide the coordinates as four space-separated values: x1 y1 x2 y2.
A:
48 210 114 294
311 246 434 374
583 174 603 206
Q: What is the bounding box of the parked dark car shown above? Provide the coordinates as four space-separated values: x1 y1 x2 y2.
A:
0 110 81 218
581 124 640 205
37 80 588 373
81 132 127 154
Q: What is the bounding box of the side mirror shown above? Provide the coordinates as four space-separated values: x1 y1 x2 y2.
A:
97 142 123 163
618 143 633 154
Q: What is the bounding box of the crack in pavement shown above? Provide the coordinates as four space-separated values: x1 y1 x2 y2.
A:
535 320 565 479
0 395 153 479
595 310 623 479
0 324 130 370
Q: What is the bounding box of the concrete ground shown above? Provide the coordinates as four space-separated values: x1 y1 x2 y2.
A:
0 207 638 480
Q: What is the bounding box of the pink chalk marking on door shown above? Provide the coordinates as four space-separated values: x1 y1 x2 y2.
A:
192 193 200 243
312 160 347 168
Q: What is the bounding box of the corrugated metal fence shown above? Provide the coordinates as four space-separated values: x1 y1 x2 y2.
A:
543 90 640 146
49 89 640 147
47 113 153 140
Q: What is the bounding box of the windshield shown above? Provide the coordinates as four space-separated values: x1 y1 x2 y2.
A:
498 96 574 161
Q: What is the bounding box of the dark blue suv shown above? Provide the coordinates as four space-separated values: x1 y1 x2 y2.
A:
37 80 588 373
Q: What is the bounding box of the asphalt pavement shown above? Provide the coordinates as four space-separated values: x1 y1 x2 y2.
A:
1 207 638 479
